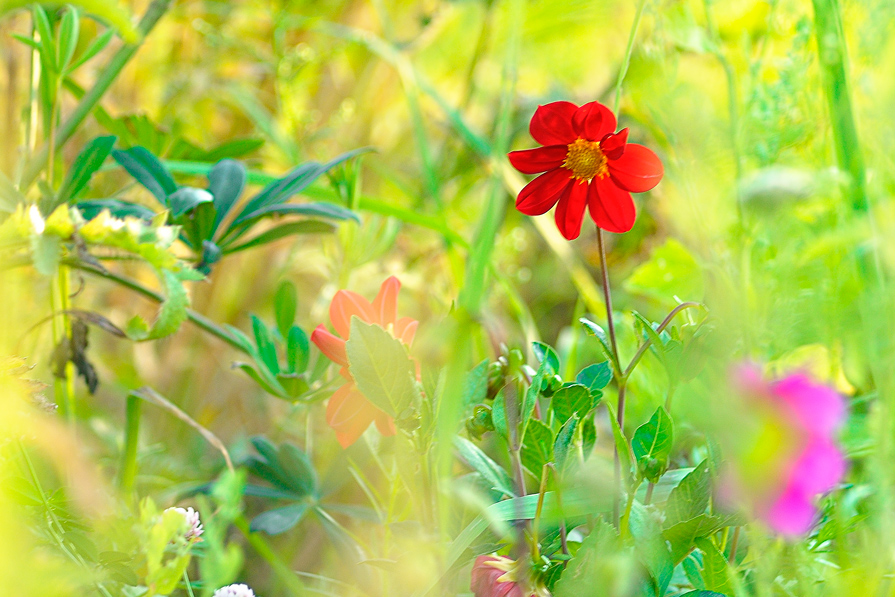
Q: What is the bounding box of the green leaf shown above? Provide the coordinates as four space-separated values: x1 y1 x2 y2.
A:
58 136 116 204
579 317 614 361
631 406 674 483
250 503 309 535
605 402 634 486
56 6 80 75
32 5 55 71
576 361 612 394
234 162 325 222
454 437 516 498
168 186 213 218
126 269 192 341
624 239 705 305
67 27 114 72
553 414 579 473
31 233 61 276
581 418 597 459
520 359 548 442
251 314 279 376
521 419 553 476
532 341 559 375
112 146 178 204
665 460 711 528
73 199 155 221
286 326 310 374
664 514 741 566
632 311 668 365
222 220 336 254
201 138 264 162
346 318 417 417
208 158 246 235
0 170 24 214
680 592 727 597
491 391 508 440
233 201 359 227
461 359 489 408
277 442 318 496
695 538 734 596
274 281 297 339
629 502 674 596
551 384 594 425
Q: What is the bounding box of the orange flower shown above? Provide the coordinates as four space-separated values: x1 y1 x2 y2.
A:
310 276 418 448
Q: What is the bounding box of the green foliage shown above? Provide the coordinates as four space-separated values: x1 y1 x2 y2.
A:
346 318 418 417
631 406 674 484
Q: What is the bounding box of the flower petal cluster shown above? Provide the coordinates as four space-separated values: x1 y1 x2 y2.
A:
508 101 663 239
730 364 847 536
311 276 418 448
212 584 255 597
163 506 203 542
471 555 550 597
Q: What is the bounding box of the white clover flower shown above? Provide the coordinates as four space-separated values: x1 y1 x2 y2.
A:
164 506 203 542
212 584 256 597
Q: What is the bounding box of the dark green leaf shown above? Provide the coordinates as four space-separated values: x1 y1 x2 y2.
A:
207 158 246 235
521 419 553 476
57 135 116 204
234 201 359 227
223 220 336 254
346 318 417 417
112 146 178 203
73 199 155 221
665 460 711 528
168 187 213 218
455 437 516 498
274 281 297 339
576 361 612 395
286 326 310 374
632 406 674 483
250 503 309 535
278 443 318 496
532 341 559 375
553 414 579 472
251 315 279 376
234 162 324 223
579 317 614 361
581 418 596 459
551 384 594 425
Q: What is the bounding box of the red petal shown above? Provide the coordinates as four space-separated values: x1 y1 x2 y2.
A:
600 128 628 160
607 143 663 193
572 101 617 141
310 325 348 366
372 276 400 327
329 289 376 338
553 179 589 240
507 145 567 174
395 317 418 345
529 102 578 146
515 169 572 216
587 177 636 233
326 383 377 448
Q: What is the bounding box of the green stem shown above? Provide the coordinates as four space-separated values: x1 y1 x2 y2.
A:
233 514 308 595
19 0 172 191
119 393 141 494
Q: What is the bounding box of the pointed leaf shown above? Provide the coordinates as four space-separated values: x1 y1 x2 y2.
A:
251 314 279 376
346 318 417 417
551 384 594 425
632 406 674 483
274 281 297 339
576 361 612 394
112 147 178 203
532 341 559 375
521 419 553 476
553 414 579 473
58 135 116 204
695 538 734 596
221 220 336 253
250 503 309 535
520 359 548 442
234 162 324 223
286 326 310 374
208 158 246 234
665 460 712 528
455 436 516 498
579 317 614 361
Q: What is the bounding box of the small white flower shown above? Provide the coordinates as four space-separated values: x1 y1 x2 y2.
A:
164 506 203 542
212 584 256 597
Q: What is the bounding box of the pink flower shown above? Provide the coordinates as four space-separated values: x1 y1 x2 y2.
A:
471 555 549 597
729 364 847 535
164 506 203 542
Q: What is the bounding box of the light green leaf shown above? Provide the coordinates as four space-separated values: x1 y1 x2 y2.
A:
695 537 734 596
274 281 297 339
520 359 548 442
551 384 594 425
532 341 559 375
631 406 674 483
605 402 634 484
346 318 417 417
250 504 309 535
665 460 711 528
576 361 612 394
665 514 741 566
553 414 579 473
57 135 116 204
624 238 705 305
521 419 553 476
454 436 516 498
251 314 279 376
31 233 61 276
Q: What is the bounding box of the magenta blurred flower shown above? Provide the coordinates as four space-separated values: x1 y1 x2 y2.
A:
730 364 847 536
471 555 550 597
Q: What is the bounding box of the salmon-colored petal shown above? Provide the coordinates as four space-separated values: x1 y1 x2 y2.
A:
372 276 400 327
329 289 376 338
572 101 617 141
310 325 348 367
553 179 589 240
607 143 663 193
529 102 578 146
600 128 628 160
395 317 418 345
326 383 377 448
515 169 572 216
587 177 636 233
374 410 397 436
508 145 567 174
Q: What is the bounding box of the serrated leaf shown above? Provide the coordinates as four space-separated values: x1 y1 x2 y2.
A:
576 361 612 394
112 146 178 204
551 384 594 425
346 318 417 417
632 406 674 483
208 158 246 235
553 415 579 473
251 504 309 535
665 460 711 528
274 281 297 339
521 419 553 476
286 326 310 374
455 437 516 498
532 341 559 375
58 135 116 204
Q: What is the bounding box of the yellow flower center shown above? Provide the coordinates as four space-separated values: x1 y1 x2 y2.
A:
563 137 608 181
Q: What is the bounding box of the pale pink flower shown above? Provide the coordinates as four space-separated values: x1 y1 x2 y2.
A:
729 364 847 535
164 506 203 542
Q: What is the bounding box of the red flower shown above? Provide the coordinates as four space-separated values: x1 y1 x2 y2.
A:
310 276 418 448
471 555 549 597
508 101 664 239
